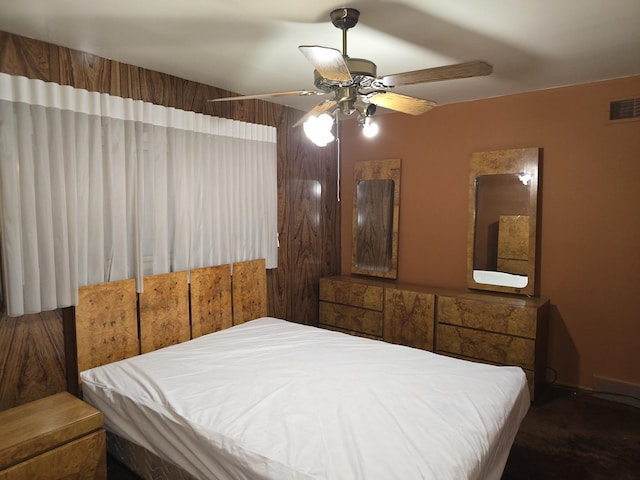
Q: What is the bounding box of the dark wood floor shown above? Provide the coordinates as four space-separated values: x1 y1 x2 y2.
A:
108 387 640 479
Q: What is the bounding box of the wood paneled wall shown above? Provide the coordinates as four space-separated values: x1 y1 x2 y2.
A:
0 31 340 409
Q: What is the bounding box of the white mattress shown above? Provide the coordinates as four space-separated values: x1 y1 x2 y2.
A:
80 317 529 480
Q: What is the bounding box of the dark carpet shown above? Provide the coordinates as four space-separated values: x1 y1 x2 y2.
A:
502 386 640 480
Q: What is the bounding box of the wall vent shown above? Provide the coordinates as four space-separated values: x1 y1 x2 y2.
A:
609 97 640 121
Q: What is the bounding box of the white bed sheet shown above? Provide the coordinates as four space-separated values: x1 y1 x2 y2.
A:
80 317 529 480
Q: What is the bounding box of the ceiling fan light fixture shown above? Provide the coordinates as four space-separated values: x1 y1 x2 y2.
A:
361 117 379 138
303 113 335 147
209 8 493 148
359 103 379 138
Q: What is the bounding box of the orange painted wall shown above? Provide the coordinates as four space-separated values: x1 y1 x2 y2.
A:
340 76 640 390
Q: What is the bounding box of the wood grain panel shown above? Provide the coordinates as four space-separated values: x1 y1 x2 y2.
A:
319 277 384 310
383 290 435 351
0 431 106 480
437 324 535 370
279 115 341 324
0 30 340 408
353 180 394 274
75 279 138 375
0 33 56 81
319 302 383 337
351 159 401 279
319 324 381 341
190 264 232 338
139 271 190 353
57 48 117 95
0 310 66 410
497 215 529 275
497 258 529 276
232 259 267 325
0 392 103 468
437 295 538 338
498 215 529 261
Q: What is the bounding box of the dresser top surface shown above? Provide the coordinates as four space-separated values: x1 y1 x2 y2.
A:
323 276 549 307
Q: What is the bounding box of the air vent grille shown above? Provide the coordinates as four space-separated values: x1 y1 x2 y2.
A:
609 97 640 121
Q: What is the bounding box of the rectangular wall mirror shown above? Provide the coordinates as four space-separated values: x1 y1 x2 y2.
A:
352 158 401 279
467 148 541 296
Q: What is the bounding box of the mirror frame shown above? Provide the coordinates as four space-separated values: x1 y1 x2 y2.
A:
467 147 541 296
352 158 401 279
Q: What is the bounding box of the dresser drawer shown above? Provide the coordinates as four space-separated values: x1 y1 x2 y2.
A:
437 295 537 338
437 324 535 370
384 289 435 351
319 301 383 337
319 278 384 311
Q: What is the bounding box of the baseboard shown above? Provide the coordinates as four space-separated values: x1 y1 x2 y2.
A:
592 375 640 408
538 380 640 409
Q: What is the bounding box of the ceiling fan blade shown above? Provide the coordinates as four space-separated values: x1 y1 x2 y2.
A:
380 60 493 87
208 90 326 102
293 100 338 128
367 92 436 115
299 46 352 83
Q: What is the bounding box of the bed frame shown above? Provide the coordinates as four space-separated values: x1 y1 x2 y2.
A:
63 259 267 480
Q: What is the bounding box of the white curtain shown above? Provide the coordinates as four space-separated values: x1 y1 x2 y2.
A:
0 73 278 317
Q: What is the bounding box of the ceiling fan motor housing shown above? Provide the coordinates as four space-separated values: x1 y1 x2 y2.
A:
346 58 377 81
313 57 377 92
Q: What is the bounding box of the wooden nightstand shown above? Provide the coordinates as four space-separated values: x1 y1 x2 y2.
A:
0 392 106 479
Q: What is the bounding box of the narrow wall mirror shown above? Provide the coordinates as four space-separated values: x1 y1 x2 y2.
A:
467 148 541 296
352 158 401 279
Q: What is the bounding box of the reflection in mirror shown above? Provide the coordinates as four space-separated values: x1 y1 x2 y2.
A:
355 179 394 273
473 174 530 288
467 148 540 296
352 159 401 279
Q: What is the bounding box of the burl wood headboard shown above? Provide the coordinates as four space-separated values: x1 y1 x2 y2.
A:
64 259 267 395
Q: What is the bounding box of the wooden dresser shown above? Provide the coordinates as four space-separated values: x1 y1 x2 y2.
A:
319 276 435 351
319 275 549 399
436 292 549 399
0 392 106 479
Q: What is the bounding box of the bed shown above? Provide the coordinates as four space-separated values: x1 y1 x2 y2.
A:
70 259 530 480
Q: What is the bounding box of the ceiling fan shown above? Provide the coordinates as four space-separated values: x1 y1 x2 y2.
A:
209 7 492 133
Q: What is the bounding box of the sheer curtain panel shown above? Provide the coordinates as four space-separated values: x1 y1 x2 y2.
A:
0 73 277 317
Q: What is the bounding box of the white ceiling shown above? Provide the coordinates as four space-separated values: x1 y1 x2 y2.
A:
1 0 639 113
